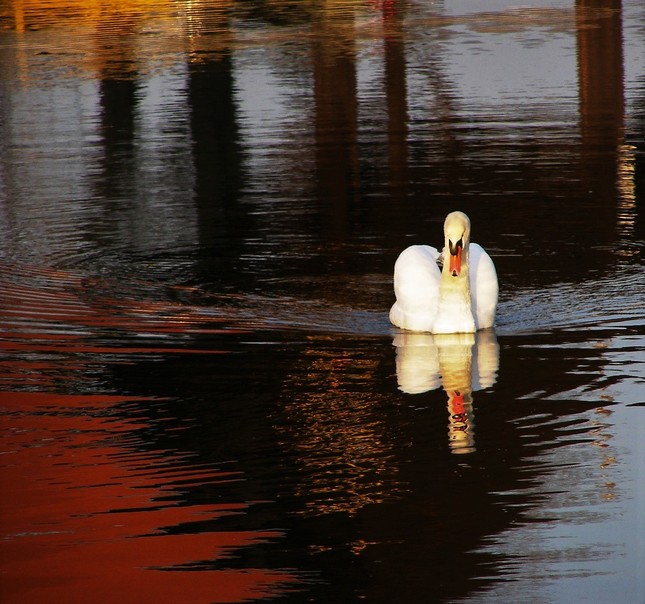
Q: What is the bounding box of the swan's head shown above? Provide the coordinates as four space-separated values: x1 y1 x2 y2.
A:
444 211 471 277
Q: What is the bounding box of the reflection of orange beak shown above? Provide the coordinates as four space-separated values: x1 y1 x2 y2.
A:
449 246 462 277
450 390 465 414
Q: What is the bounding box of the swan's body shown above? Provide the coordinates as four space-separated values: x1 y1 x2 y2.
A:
390 211 498 333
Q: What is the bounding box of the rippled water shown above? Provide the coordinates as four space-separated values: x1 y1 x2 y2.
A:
1 1 644 602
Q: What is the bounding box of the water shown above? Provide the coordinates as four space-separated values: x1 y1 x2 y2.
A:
1 1 644 602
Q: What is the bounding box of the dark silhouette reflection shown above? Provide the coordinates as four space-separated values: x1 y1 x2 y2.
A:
394 331 499 453
94 10 140 206
577 0 628 239
189 54 243 222
186 9 250 290
383 2 409 197
577 0 641 267
312 2 360 232
577 0 624 149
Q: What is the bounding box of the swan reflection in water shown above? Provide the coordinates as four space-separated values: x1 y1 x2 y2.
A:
393 331 499 454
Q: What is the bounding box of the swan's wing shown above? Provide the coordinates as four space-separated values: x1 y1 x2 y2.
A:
390 245 441 332
468 244 498 330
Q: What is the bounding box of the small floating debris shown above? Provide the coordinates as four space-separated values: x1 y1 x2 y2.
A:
595 407 613 415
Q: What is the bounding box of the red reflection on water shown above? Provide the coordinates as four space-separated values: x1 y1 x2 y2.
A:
0 392 295 603
0 263 292 603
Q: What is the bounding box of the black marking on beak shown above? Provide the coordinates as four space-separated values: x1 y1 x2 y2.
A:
449 238 463 256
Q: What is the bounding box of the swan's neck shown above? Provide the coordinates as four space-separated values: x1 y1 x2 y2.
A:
433 248 475 333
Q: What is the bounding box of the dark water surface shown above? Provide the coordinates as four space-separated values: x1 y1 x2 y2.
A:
1 1 644 602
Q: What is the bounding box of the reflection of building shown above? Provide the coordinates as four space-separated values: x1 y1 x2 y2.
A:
1 0 199 270
312 1 359 226
2 0 637 280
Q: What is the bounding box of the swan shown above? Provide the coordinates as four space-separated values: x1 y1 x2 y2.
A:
390 211 498 333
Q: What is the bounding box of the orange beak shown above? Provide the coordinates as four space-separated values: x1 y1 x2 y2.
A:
449 245 462 277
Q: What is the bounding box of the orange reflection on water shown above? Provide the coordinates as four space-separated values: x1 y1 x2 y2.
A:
0 264 294 603
0 391 296 604
6 0 177 31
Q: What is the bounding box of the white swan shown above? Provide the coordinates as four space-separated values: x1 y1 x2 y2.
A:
390 211 498 333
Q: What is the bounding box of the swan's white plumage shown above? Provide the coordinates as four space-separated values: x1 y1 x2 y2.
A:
468 243 498 330
390 212 498 334
389 245 441 332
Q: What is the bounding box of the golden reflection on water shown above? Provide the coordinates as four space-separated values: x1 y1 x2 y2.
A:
616 143 637 242
276 339 401 516
1 1 604 79
275 330 500 514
